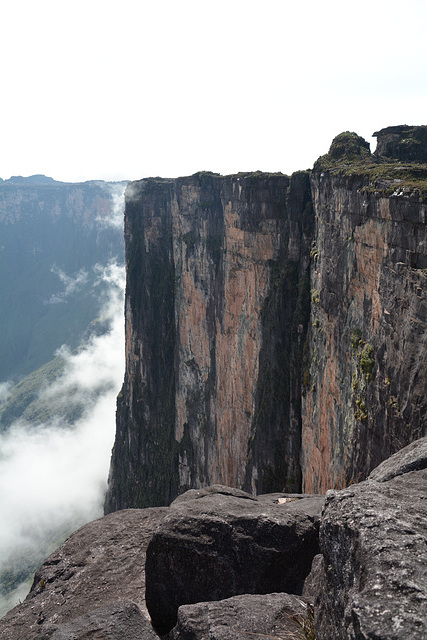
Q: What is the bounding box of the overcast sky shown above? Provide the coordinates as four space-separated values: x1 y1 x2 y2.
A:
2 0 427 183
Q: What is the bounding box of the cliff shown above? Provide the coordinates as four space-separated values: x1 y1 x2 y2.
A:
0 176 125 382
105 171 313 510
105 126 427 510
302 130 427 491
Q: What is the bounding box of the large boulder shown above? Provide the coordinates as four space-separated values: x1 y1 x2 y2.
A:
170 593 314 640
36 600 157 640
0 508 168 640
145 485 324 634
315 436 427 640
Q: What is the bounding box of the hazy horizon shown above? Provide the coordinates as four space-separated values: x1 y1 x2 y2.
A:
2 1 426 184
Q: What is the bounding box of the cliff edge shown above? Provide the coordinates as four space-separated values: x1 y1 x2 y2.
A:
105 126 427 510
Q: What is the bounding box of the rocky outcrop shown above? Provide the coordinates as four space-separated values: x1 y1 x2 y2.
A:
105 171 313 510
374 125 427 163
0 508 167 639
1 440 425 639
170 593 313 640
144 485 323 633
0 487 320 639
314 436 427 640
301 131 427 491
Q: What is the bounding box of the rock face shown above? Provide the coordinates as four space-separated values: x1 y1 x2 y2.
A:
105 171 313 510
0 508 167 640
374 125 427 163
301 132 427 491
144 485 324 633
105 126 427 510
170 593 313 640
314 436 427 640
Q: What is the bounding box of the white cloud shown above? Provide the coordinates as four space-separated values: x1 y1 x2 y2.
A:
50 266 89 297
0 262 125 614
0 382 12 405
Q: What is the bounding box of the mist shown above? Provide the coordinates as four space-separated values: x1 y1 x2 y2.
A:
0 262 125 616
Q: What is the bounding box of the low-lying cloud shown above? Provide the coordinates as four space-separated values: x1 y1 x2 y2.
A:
0 262 125 616
50 265 89 298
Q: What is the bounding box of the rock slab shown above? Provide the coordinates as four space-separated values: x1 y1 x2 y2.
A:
145 485 324 633
315 437 427 640
170 593 313 640
0 508 167 640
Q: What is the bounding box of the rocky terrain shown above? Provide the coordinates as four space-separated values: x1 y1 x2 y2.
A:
1 126 426 637
0 437 425 639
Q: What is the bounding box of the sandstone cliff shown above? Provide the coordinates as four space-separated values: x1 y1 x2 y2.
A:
105 171 313 510
302 129 427 491
105 126 427 509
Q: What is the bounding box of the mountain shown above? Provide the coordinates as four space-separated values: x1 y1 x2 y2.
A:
0 176 126 613
104 125 427 510
0 175 125 388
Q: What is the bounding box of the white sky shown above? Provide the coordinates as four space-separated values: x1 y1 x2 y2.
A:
2 0 427 183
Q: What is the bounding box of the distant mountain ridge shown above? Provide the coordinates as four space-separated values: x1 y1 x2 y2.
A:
0 175 126 384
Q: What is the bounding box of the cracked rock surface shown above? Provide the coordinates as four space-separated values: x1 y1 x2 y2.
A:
314 437 427 640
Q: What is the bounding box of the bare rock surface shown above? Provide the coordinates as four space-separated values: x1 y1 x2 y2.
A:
0 508 168 640
368 434 427 482
145 485 324 634
35 600 157 640
169 593 313 640
315 437 427 639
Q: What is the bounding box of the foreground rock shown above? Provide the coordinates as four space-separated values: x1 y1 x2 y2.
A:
145 485 324 634
0 508 167 640
170 593 313 640
36 600 157 640
315 436 427 640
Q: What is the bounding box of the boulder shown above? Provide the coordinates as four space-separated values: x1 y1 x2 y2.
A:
145 485 324 634
315 437 427 639
35 600 157 640
170 593 314 640
0 508 168 640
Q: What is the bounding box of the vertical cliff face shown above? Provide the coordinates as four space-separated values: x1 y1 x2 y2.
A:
301 133 427 491
106 126 427 509
105 171 313 510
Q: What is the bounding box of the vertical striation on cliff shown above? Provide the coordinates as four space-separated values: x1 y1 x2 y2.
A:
105 171 313 510
301 131 427 492
105 125 427 510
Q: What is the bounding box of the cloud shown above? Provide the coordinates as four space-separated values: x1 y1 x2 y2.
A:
50 266 89 298
96 183 126 229
0 382 12 404
0 262 125 615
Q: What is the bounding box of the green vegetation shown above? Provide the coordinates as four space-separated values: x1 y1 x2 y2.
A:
360 343 375 381
182 231 196 251
314 131 427 195
350 329 376 424
351 328 362 351
0 357 66 430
